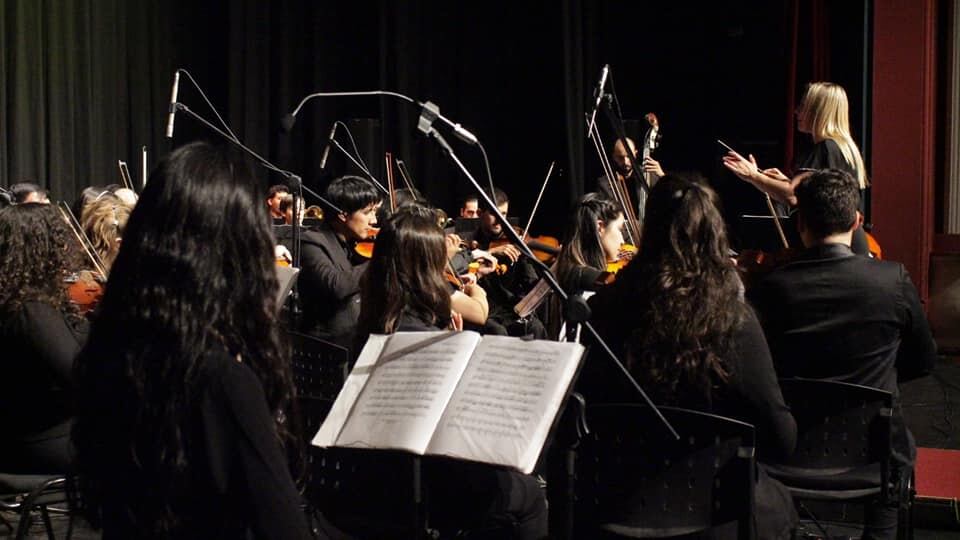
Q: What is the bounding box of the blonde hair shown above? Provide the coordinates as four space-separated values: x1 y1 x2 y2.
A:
800 82 868 189
81 195 130 274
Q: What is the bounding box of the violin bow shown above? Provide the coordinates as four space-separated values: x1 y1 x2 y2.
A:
586 116 641 244
764 192 790 249
384 152 397 212
521 161 555 242
395 159 418 199
58 202 108 277
117 160 134 191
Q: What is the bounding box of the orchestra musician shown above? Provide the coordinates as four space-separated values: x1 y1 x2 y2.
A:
597 137 664 222
10 181 50 204
72 142 346 539
723 81 872 254
459 194 479 219
747 169 936 540
470 187 546 338
588 173 799 539
265 183 290 223
548 193 628 339
0 203 88 474
357 205 547 539
80 193 131 276
296 175 381 348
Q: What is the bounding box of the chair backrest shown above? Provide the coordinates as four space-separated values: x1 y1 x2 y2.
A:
288 331 350 400
576 404 756 539
776 378 893 471
287 331 350 444
308 447 425 540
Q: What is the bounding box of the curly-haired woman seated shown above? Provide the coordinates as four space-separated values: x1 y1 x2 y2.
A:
588 174 799 539
72 142 344 539
0 203 88 473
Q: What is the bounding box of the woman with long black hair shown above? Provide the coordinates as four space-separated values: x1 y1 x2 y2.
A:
589 174 799 539
0 203 87 473
72 142 338 539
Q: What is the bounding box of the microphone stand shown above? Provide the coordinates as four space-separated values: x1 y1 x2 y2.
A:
423 124 678 440
171 102 344 321
328 139 390 196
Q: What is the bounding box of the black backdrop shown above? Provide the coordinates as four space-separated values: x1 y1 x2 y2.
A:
1 0 868 246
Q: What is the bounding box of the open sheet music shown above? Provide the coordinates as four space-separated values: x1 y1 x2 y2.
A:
313 331 585 474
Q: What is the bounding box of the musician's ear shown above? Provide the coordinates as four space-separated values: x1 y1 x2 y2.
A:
596 219 605 235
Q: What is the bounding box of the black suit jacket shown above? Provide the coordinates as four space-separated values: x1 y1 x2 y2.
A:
296 223 368 346
747 243 936 464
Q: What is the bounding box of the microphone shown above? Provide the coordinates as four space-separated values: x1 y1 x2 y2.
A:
319 123 338 169
586 64 610 137
165 71 180 139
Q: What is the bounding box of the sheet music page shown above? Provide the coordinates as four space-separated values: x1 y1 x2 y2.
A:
427 336 584 473
332 331 481 454
311 334 388 447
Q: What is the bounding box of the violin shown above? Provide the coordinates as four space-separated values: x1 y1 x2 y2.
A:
65 270 105 315
604 243 638 274
354 227 379 259
488 231 561 264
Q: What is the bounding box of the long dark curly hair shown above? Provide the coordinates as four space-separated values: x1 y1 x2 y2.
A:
622 174 745 405
72 142 298 537
0 203 80 321
358 205 452 335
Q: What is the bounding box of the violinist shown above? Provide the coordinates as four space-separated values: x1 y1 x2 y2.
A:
587 174 799 539
0 203 88 474
80 193 131 275
459 194 479 219
356 206 547 540
546 193 628 340
723 81 871 255
297 175 381 348
72 142 344 539
471 187 546 338
10 181 50 204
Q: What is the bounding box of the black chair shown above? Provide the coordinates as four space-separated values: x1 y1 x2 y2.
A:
765 378 907 537
308 447 427 540
575 404 756 539
287 331 350 439
0 473 72 539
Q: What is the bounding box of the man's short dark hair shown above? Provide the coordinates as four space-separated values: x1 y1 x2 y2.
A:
461 195 478 207
478 187 509 213
267 184 289 198
795 169 860 240
324 175 381 219
10 182 45 204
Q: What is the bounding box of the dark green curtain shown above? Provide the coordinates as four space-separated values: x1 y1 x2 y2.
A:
4 0 837 239
0 0 174 200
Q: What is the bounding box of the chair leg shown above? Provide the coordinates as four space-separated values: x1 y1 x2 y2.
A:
40 505 56 540
15 506 33 540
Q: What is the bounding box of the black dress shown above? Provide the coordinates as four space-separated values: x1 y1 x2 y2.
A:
642 309 798 540
797 138 871 254
585 285 799 539
0 301 87 473
99 350 318 540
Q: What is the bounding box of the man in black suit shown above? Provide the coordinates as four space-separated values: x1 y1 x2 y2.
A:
747 169 936 540
296 175 381 347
